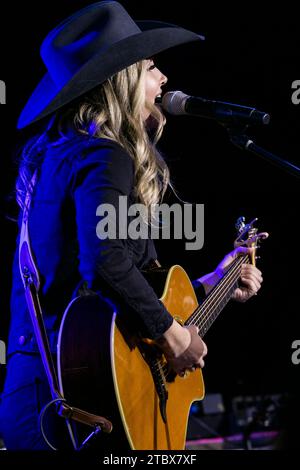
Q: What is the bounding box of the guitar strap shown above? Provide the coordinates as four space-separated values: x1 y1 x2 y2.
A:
18 171 112 446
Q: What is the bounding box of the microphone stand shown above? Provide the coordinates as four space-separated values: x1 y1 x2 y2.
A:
227 127 300 179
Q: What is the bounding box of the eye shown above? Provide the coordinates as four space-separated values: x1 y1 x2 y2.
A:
147 63 156 71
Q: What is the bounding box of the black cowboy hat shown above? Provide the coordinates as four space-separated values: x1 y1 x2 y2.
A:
17 1 204 129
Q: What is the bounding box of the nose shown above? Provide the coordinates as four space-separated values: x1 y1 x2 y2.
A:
159 70 168 86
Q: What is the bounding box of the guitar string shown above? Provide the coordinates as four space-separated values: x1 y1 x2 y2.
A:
159 256 246 378
189 256 249 331
158 255 250 378
163 256 249 377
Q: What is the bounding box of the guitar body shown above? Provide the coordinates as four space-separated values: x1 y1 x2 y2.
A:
57 265 205 450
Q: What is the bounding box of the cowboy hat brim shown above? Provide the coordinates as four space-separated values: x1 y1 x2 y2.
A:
17 23 204 129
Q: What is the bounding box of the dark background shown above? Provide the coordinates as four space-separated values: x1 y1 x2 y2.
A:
0 0 299 439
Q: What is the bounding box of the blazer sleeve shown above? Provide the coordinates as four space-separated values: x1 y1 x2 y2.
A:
71 141 173 339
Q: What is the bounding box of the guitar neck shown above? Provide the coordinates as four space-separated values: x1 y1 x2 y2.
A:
186 255 250 337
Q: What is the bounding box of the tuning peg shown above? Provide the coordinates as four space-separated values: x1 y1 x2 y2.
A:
235 216 246 233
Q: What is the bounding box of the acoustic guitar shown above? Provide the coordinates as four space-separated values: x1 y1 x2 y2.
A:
57 217 267 450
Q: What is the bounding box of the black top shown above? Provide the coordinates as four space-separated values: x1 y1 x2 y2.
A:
8 135 177 356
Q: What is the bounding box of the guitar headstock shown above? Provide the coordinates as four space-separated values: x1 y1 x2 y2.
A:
234 217 269 265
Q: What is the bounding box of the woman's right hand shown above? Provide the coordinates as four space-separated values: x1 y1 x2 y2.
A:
156 320 208 376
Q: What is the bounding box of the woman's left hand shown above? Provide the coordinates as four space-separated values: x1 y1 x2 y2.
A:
215 247 263 302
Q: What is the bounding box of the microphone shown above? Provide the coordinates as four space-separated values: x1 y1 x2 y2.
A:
161 90 270 126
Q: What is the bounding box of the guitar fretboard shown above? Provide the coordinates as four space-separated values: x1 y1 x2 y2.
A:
185 255 249 337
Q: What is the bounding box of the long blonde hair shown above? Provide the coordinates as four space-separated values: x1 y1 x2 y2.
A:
74 60 170 211
16 60 170 216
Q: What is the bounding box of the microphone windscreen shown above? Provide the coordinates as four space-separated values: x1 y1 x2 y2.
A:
162 91 188 115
